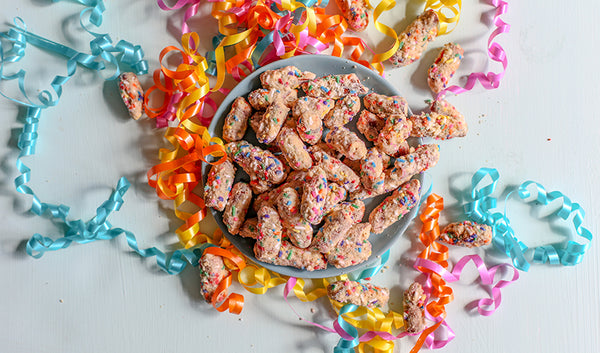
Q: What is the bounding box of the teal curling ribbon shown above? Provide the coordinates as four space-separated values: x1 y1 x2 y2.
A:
205 34 225 76
1 17 147 107
53 0 107 27
25 177 132 258
463 168 593 271
0 3 162 270
67 0 148 77
0 19 103 108
25 176 207 274
333 303 361 353
518 181 592 266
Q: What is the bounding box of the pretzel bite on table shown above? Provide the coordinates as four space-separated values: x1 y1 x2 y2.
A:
335 0 370 32
199 253 230 303
438 221 492 247
403 282 427 333
427 42 464 94
328 279 389 308
430 98 464 119
411 98 468 139
409 110 468 140
118 72 144 120
390 9 439 67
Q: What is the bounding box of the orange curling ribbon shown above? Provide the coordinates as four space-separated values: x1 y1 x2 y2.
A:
410 194 454 353
146 123 226 247
204 246 247 314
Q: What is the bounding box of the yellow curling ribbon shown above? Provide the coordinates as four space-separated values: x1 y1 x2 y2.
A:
291 278 328 302
324 274 406 353
425 0 462 35
370 0 400 74
237 265 289 294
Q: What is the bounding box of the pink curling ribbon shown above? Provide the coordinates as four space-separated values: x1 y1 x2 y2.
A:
415 254 519 317
157 0 202 34
438 0 510 98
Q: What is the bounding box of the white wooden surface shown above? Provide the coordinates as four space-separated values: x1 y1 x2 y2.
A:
0 1 598 352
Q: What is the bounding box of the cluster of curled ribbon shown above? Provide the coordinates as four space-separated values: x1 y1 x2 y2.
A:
143 0 508 249
145 0 470 129
463 168 593 272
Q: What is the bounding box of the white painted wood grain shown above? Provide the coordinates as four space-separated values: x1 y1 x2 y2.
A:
0 1 598 353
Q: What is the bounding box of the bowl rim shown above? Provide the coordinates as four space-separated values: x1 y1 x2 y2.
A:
204 54 424 279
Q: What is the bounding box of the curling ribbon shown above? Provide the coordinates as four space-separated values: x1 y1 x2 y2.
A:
156 0 202 34
0 7 150 260
0 4 221 280
144 35 228 248
463 168 593 271
149 0 467 127
24 177 201 274
52 0 148 76
425 0 462 35
146 124 226 248
203 246 247 314
410 193 454 352
414 255 518 316
437 0 509 98
411 193 519 352
53 0 106 28
153 0 468 98
281 251 415 353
